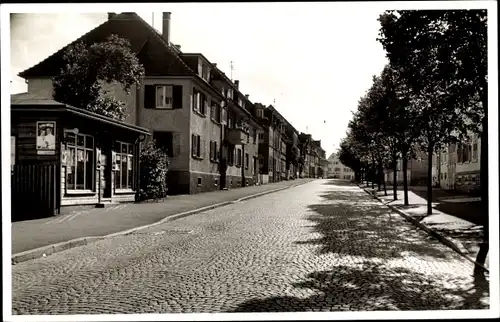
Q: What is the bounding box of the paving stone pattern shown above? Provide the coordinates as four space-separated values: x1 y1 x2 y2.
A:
12 180 489 314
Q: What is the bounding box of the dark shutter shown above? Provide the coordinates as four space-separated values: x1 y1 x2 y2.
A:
191 134 197 156
173 132 181 157
173 85 183 109
144 85 155 109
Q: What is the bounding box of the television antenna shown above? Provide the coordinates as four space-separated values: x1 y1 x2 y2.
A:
230 61 235 81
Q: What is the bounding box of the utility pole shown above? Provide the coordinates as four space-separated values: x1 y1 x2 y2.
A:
229 61 235 81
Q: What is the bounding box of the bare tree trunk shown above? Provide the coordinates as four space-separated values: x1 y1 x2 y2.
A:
380 163 387 196
475 96 488 271
392 156 398 201
402 152 409 206
377 162 382 191
427 143 433 215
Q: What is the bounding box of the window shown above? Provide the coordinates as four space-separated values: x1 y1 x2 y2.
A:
258 133 264 140
257 109 264 118
259 158 263 165
156 85 173 109
472 140 478 161
65 131 94 192
153 131 174 157
210 140 219 162
245 153 249 169
192 134 202 158
192 90 207 115
115 141 134 190
253 130 257 144
237 148 242 167
214 178 218 186
144 84 182 109
193 90 200 112
210 101 221 123
197 177 202 186
228 146 235 165
201 64 209 81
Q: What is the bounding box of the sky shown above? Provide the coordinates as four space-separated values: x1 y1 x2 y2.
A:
10 3 391 157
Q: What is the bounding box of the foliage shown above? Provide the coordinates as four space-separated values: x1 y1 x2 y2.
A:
138 139 169 201
53 34 145 121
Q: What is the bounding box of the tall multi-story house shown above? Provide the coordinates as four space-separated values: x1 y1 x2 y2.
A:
254 104 288 183
18 12 259 195
208 71 263 188
284 122 300 179
298 132 313 178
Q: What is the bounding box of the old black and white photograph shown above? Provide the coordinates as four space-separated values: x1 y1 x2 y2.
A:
2 1 498 321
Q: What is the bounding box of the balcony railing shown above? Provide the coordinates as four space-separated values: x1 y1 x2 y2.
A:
227 127 249 145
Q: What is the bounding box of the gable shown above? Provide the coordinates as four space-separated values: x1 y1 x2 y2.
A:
19 13 194 78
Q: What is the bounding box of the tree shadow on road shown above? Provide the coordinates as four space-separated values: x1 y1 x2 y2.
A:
231 262 489 312
230 182 490 313
296 190 454 260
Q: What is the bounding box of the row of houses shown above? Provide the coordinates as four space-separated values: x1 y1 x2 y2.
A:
11 12 327 219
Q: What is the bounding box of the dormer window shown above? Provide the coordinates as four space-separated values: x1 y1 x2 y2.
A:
201 63 210 82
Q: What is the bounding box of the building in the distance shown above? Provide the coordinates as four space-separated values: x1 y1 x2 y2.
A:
327 152 354 180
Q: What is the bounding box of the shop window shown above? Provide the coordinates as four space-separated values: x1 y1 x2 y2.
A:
65 131 94 192
115 141 134 191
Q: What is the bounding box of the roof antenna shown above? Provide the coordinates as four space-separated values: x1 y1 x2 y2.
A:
230 61 235 81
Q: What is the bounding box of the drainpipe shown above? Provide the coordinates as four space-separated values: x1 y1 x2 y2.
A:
134 134 147 202
241 142 246 187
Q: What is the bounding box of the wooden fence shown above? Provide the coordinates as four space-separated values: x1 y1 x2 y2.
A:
11 163 58 221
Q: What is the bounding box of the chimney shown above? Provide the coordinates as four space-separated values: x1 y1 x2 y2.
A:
213 63 217 67
245 94 249 99
234 80 239 89
162 12 171 45
175 44 181 51
108 12 116 20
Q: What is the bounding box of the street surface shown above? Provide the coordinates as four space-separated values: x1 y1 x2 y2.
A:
12 180 489 314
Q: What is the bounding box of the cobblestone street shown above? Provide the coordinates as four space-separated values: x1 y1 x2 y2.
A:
12 179 490 314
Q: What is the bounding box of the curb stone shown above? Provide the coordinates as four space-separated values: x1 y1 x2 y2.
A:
359 185 489 273
12 180 312 265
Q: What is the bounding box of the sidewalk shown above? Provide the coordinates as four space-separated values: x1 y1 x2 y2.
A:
12 179 313 256
360 184 489 271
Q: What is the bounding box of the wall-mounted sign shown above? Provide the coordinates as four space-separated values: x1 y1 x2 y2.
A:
36 121 56 155
11 136 15 171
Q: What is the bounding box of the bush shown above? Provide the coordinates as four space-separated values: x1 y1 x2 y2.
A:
138 139 168 201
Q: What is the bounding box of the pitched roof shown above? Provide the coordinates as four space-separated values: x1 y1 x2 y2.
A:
19 13 195 78
11 93 150 135
11 92 65 106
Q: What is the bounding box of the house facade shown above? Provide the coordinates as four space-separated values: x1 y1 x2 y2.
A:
431 132 481 194
18 12 265 195
327 152 354 180
254 104 289 183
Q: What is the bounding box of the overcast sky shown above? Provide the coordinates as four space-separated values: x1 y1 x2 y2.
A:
10 3 457 157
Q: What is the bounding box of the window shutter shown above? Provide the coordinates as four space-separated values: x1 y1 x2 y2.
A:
173 85 183 109
191 134 197 156
173 132 181 156
200 136 205 158
144 85 155 109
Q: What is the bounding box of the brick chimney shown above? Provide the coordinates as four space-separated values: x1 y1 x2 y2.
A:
234 80 239 89
108 13 116 20
162 12 171 45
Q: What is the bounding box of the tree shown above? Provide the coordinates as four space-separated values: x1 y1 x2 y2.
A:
138 139 169 201
378 10 488 270
378 10 473 216
53 34 145 121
